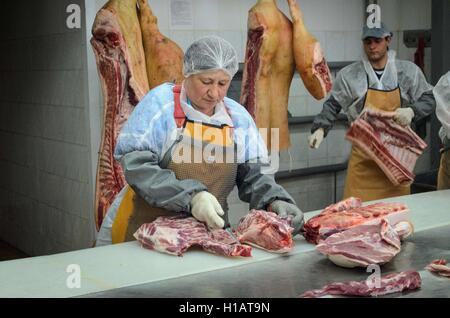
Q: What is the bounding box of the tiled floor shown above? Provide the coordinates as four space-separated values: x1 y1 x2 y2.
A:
0 240 28 261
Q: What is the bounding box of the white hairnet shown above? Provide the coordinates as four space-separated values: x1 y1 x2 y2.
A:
434 70 450 139
183 36 239 79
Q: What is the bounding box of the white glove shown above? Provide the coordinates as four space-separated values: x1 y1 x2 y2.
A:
191 191 225 229
308 128 325 149
393 107 414 126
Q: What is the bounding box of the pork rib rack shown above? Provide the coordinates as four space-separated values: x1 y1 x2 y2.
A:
346 109 427 186
134 216 252 257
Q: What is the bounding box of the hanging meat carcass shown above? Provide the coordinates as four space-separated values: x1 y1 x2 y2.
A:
91 0 149 230
137 0 184 89
240 0 295 150
286 0 332 100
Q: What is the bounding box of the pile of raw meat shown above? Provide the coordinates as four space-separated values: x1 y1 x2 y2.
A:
346 109 427 186
303 197 413 268
134 209 294 257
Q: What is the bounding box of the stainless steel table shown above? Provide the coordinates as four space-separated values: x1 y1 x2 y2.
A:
82 223 450 298
1 190 449 298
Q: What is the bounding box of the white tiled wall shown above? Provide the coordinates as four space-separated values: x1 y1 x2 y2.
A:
0 0 96 256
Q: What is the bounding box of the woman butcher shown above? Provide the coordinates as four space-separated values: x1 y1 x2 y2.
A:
96 36 303 245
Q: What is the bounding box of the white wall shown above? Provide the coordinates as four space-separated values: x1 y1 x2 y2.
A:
0 0 96 256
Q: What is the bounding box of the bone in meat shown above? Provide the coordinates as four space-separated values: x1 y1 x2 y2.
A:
91 0 149 230
346 109 427 186
234 209 294 253
303 198 410 244
316 219 405 268
134 216 252 257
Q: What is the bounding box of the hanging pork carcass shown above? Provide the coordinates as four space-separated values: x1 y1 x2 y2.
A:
286 0 332 100
138 0 184 89
91 0 186 230
240 0 295 150
134 216 252 257
91 0 149 230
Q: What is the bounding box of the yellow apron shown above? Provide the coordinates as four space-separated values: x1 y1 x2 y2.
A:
437 150 450 190
111 85 238 243
343 81 410 201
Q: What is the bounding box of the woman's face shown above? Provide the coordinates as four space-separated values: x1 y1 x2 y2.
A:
184 70 232 116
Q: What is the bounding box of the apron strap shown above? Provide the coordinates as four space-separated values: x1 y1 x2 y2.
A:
366 70 401 93
173 85 186 128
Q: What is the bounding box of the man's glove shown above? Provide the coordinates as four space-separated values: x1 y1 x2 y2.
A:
270 200 304 236
191 191 225 229
308 128 325 149
393 107 414 126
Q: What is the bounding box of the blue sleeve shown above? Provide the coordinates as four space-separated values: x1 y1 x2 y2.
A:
114 84 175 160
